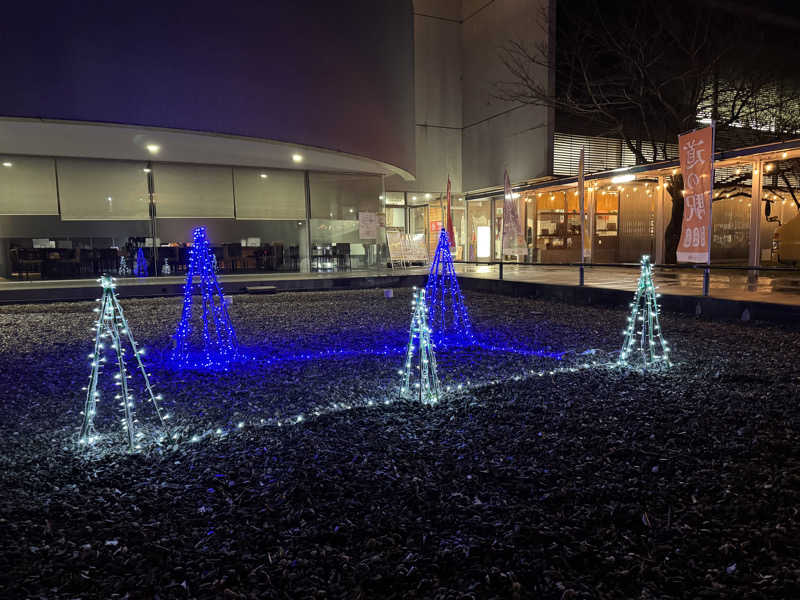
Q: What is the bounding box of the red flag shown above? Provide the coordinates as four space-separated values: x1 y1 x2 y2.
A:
446 176 455 247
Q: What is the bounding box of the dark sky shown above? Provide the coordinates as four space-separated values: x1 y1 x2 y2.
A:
0 0 416 172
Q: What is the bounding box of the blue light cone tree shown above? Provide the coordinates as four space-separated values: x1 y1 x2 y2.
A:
400 288 441 404
425 228 476 346
618 255 672 370
80 275 168 450
171 227 239 370
134 247 148 277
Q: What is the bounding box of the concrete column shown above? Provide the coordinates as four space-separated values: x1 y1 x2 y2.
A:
749 161 763 283
655 176 666 264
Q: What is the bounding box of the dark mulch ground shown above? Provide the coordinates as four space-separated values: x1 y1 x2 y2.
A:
0 288 798 599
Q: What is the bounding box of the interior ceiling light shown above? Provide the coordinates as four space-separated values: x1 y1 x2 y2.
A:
2 161 12 167
292 153 303 163
260 173 268 179
611 174 635 184
146 144 160 154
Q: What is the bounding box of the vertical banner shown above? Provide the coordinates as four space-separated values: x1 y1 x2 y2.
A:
578 147 587 260
502 170 526 257
445 176 455 247
677 125 714 263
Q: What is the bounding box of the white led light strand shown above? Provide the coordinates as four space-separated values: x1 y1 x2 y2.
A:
400 288 442 404
79 275 168 451
118 256 130 277
618 255 671 371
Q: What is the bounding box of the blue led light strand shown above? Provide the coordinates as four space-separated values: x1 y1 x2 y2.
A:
171 227 239 370
618 255 671 370
400 288 442 404
79 276 168 451
134 247 148 278
425 228 476 347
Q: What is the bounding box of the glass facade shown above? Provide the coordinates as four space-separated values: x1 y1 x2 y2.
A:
5 146 797 280
1 154 386 278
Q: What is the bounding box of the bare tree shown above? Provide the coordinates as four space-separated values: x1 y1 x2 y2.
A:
495 0 800 262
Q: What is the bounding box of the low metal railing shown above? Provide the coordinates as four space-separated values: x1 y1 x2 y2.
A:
453 260 800 297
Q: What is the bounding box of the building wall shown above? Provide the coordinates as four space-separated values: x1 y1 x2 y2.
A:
389 0 553 196
0 0 415 176
386 1 463 194
461 0 552 191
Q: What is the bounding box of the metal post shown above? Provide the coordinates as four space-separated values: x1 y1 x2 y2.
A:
499 260 503 280
304 170 312 273
702 266 710 297
655 175 666 264
147 165 158 276
579 264 584 286
748 160 763 288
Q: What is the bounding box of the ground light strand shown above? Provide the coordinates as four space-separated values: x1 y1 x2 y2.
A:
76 358 610 454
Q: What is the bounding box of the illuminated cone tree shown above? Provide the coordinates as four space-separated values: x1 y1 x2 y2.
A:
171 227 239 370
425 228 476 346
118 256 130 276
134 247 148 277
400 288 442 404
618 255 671 370
80 276 168 450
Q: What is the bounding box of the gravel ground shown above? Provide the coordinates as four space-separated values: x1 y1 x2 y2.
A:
0 288 798 599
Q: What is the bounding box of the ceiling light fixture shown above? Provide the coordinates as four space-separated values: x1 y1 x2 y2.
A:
611 174 635 184
292 153 303 163
146 144 160 154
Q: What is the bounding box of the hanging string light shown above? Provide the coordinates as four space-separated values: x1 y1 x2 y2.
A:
79 275 168 450
425 228 476 347
400 288 442 404
618 255 671 370
171 227 239 370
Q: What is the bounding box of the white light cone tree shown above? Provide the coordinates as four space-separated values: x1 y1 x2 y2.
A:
80 275 168 450
618 255 672 370
400 288 442 404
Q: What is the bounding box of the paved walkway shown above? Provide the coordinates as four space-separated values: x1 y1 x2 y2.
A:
457 264 800 306
2 264 800 306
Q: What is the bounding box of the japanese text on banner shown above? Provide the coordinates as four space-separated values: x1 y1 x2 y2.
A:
677 126 714 263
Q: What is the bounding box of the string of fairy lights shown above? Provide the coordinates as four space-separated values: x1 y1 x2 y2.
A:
400 288 442 405
171 226 239 371
425 228 477 347
617 255 671 370
75 219 670 451
79 275 168 451
134 247 148 278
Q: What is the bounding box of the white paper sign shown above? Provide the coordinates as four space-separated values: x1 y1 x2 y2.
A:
359 211 378 239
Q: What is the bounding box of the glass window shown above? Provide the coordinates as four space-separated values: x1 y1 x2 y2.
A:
467 199 491 261
451 195 466 260
310 172 380 220
0 157 59 216
309 172 382 270
233 167 305 220
536 190 566 250
154 163 234 218
384 191 405 206
58 158 150 220
385 206 405 229
494 199 503 260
